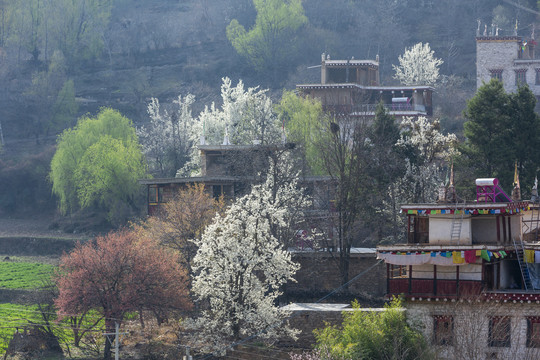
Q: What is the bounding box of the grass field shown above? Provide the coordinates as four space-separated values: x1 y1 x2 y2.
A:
0 262 55 289
0 304 42 353
0 303 106 357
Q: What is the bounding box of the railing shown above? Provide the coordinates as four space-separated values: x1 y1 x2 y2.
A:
388 278 483 298
323 103 427 114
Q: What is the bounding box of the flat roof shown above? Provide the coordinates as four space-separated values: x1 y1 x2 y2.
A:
139 176 239 185
139 174 332 185
198 144 287 151
296 83 434 91
282 303 386 312
401 201 529 215
377 244 513 252
323 59 379 68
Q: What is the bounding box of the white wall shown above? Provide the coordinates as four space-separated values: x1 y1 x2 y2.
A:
471 217 498 244
429 216 472 245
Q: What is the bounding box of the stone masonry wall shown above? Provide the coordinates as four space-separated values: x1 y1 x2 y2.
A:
476 37 540 97
279 310 343 348
477 39 518 91
406 299 540 359
286 252 386 300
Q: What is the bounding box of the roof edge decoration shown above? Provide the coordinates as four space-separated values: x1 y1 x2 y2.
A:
296 83 435 91
400 201 529 215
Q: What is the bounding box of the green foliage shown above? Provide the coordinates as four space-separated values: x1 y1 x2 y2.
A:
50 108 146 221
0 262 54 289
314 297 430 360
226 0 307 77
0 304 42 353
51 79 78 132
368 103 404 190
276 90 325 174
0 303 106 355
462 79 540 191
5 0 112 67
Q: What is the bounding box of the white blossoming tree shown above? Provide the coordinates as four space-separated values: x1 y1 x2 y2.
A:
393 42 443 86
382 116 458 242
180 77 281 176
188 161 308 352
137 94 195 177
397 116 457 163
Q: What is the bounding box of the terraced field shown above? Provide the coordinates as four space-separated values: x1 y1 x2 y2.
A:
0 262 55 289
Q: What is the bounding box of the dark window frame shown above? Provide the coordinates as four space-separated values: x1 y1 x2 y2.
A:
488 316 511 347
148 185 163 203
515 69 527 85
490 69 503 81
527 317 540 348
433 315 454 346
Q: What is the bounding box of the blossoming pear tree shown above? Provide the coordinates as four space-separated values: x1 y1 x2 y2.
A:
188 161 308 352
393 42 443 86
180 77 281 176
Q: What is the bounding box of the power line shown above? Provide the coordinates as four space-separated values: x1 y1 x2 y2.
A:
502 0 540 16
0 305 119 322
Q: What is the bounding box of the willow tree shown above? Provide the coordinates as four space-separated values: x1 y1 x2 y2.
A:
50 108 146 222
226 0 307 80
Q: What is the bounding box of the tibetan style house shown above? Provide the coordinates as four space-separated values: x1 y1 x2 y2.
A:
140 144 333 216
296 54 433 118
377 178 540 358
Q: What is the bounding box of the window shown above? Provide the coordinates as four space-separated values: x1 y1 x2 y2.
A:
535 69 540 85
433 316 454 346
490 69 503 81
527 317 540 348
408 215 429 244
489 317 511 347
212 185 223 199
515 69 527 85
390 264 408 279
148 185 163 203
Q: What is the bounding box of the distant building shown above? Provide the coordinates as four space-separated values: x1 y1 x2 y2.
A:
377 176 540 358
140 144 333 216
296 54 434 118
476 33 540 99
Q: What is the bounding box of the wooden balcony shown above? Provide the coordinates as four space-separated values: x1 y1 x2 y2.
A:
388 278 483 298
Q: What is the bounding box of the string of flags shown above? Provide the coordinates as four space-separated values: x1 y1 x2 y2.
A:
377 249 508 266
403 206 529 215
524 249 540 264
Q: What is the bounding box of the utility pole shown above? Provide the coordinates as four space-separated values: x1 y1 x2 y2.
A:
0 118 4 149
183 346 193 360
103 322 127 360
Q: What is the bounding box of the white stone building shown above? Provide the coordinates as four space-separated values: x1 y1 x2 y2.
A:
476 35 540 98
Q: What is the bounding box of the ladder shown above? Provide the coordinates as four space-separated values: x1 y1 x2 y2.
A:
534 203 540 242
512 236 532 290
450 200 465 242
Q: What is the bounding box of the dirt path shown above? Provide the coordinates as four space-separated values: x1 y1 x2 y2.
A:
0 216 84 239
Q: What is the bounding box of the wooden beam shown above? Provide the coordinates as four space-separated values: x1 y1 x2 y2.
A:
434 265 437 296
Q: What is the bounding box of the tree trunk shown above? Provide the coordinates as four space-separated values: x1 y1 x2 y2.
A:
103 322 113 360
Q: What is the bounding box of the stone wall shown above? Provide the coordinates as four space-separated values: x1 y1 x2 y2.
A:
476 38 518 91
406 299 540 359
279 307 344 348
285 251 386 301
476 36 540 97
